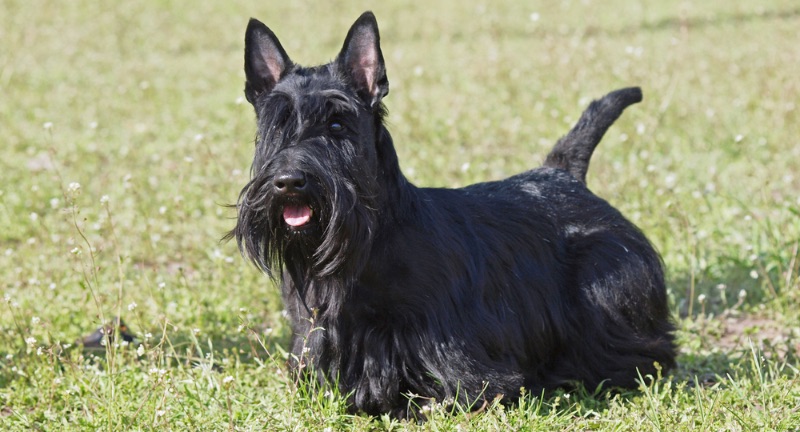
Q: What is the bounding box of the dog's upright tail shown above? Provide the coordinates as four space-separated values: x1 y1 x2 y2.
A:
543 87 642 184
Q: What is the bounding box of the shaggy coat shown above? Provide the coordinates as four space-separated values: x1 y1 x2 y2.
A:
230 11 676 418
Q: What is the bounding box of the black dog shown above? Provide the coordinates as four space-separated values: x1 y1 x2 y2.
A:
230 11 676 418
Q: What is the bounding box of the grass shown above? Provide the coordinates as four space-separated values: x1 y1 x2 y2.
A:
2 0 799 429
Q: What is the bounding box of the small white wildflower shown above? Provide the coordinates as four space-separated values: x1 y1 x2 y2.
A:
697 294 706 304
127 302 137 311
137 344 145 357
717 283 727 291
749 270 759 279
193 134 204 142
239 307 247 313
192 328 200 335
158 282 166 289
70 247 81 255
53 377 62 385
67 182 81 193
30 212 39 222
302 346 311 354
158 206 167 215
264 327 273 335
235 96 245 105
413 65 424 76
100 195 109 204
89 121 98 129
43 122 54 130
149 367 159 375
50 198 60 209
738 289 747 299
529 12 540 22
734 134 744 142
49 283 57 290
222 375 234 384
36 347 44 356
31 316 40 325
460 162 470 172
664 173 677 189
155 410 166 418
25 337 37 346
144 332 153 340
5 354 13 360
563 393 570 400
236 324 245 333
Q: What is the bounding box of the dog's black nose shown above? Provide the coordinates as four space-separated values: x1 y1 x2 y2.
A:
273 171 307 194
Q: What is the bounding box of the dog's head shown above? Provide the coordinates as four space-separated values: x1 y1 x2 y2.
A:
230 12 391 281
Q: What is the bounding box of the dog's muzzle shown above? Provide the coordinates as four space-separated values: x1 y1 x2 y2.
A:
273 170 314 228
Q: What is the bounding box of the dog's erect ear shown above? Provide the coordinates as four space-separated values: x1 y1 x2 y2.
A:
244 18 292 105
337 11 389 107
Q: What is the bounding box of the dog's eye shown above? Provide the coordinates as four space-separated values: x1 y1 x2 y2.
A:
329 121 344 133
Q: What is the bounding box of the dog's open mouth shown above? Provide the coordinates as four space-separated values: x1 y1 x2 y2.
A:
283 204 313 228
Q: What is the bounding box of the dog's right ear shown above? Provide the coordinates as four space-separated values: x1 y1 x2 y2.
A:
244 18 292 105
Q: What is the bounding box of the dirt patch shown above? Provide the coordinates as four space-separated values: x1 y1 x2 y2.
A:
715 314 799 358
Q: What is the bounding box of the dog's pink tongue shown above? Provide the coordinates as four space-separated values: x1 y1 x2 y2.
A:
283 205 312 227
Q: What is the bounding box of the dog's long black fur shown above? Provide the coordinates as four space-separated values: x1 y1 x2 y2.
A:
229 11 676 419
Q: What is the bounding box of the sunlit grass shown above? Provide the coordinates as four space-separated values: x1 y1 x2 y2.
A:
1 0 799 430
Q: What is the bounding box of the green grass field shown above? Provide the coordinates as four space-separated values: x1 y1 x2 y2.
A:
2 0 799 430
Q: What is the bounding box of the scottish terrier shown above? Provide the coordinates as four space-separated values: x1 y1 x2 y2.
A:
229 11 676 418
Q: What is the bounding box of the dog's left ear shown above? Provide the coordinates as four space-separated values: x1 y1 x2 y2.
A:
337 11 389 107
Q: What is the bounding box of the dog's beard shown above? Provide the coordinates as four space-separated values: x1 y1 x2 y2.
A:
232 167 378 284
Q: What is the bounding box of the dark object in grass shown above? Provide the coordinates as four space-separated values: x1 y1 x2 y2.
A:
228 11 676 419
78 316 135 349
